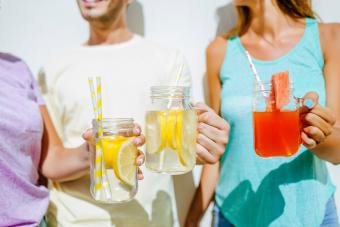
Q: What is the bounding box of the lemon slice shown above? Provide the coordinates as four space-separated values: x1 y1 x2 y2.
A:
167 110 178 149
102 136 127 168
101 136 138 187
112 138 138 187
145 111 167 154
175 111 186 166
158 111 168 152
180 110 198 166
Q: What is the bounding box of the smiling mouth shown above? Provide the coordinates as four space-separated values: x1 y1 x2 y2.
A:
83 0 103 3
82 0 105 4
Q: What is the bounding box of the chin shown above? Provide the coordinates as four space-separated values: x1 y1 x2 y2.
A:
82 9 108 20
77 0 125 22
232 0 252 6
77 0 111 19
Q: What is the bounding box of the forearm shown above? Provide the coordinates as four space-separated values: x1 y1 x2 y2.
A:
41 143 90 182
311 126 340 164
186 163 220 225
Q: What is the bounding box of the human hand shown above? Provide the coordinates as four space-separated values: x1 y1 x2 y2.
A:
82 123 145 180
300 92 336 149
194 103 230 164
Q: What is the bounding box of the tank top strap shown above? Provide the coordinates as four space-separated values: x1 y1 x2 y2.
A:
303 17 324 68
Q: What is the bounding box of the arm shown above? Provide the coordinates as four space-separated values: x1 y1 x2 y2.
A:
39 106 90 182
39 107 146 182
300 24 340 164
185 37 228 226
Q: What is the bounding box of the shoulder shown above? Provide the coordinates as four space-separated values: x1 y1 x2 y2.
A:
136 36 185 61
318 23 340 58
319 23 340 40
39 48 80 75
0 52 22 63
136 36 189 69
38 48 81 93
206 36 229 74
206 36 228 61
0 52 28 69
0 52 32 79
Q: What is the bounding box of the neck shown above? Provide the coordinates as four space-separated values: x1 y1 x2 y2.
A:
87 14 133 45
248 0 296 41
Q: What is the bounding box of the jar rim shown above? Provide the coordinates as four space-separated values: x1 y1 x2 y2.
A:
92 118 135 130
150 86 190 98
254 82 294 92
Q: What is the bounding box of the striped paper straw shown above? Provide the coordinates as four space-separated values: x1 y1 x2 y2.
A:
88 78 98 119
95 77 111 199
88 78 102 199
244 51 266 96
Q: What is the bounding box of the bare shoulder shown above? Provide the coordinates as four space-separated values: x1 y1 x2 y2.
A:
319 23 340 41
319 23 340 57
206 36 228 63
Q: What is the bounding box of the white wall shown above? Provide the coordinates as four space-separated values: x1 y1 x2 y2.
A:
0 0 340 226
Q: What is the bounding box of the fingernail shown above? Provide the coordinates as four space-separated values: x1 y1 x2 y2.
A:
137 159 143 165
134 138 142 145
134 128 140 134
303 99 314 109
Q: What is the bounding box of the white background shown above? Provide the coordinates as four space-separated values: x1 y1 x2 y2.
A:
1 0 340 226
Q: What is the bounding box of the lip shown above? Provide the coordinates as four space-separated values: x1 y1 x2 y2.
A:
81 0 105 8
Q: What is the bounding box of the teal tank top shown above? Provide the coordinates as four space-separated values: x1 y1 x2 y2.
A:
216 18 335 227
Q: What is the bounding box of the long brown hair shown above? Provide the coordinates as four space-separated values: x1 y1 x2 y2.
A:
229 0 316 37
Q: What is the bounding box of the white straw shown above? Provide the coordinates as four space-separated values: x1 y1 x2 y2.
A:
175 64 184 85
167 64 184 109
244 51 266 94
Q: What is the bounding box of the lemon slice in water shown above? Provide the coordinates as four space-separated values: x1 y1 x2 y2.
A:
167 110 178 149
102 136 138 187
175 111 187 166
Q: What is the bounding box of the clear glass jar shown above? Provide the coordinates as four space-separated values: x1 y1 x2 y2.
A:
253 82 301 157
91 118 138 203
145 86 197 175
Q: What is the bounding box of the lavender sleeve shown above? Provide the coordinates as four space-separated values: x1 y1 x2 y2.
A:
31 75 45 106
22 61 45 106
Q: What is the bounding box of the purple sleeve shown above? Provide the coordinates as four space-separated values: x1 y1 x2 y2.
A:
22 61 45 106
30 75 45 106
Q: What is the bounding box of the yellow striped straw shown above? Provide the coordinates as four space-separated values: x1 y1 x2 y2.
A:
88 78 102 199
95 77 111 198
88 78 98 119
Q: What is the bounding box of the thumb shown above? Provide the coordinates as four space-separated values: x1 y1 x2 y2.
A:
300 91 319 114
194 102 214 115
82 129 94 143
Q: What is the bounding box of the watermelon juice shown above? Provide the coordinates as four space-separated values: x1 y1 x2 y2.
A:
253 72 301 157
253 110 300 157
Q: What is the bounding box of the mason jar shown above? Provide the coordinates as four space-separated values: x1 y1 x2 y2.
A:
91 118 138 203
253 82 301 157
145 86 197 175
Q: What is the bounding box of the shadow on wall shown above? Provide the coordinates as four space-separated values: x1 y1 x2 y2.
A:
202 3 237 105
127 0 145 36
47 177 175 227
215 3 237 36
173 172 196 226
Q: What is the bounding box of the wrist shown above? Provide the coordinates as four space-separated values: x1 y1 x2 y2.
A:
185 217 200 227
186 210 202 225
79 143 91 169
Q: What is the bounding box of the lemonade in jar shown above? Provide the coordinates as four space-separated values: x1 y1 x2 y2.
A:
145 86 197 175
91 118 138 203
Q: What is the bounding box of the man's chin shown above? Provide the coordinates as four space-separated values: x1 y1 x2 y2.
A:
82 10 107 21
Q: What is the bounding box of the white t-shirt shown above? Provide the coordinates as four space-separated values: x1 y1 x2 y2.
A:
39 35 193 227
